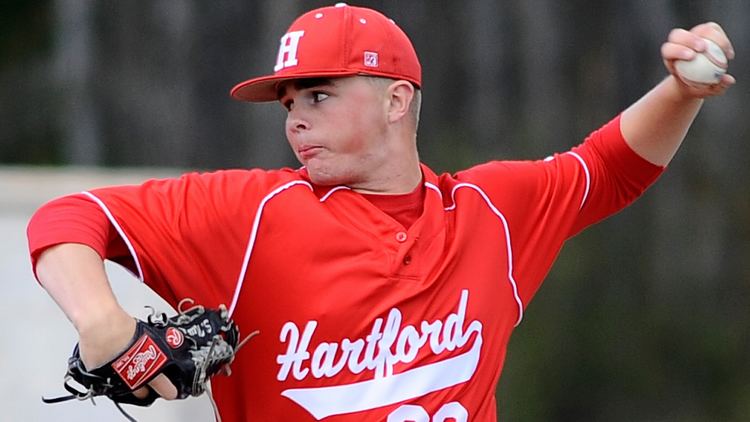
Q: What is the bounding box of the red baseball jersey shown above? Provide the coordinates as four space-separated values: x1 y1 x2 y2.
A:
28 116 662 421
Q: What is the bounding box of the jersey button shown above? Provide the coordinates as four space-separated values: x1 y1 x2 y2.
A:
403 255 412 265
395 231 408 242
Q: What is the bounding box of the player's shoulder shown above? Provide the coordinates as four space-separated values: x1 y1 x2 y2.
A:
427 158 574 208
164 167 313 216
179 167 308 191
434 159 549 188
114 167 313 209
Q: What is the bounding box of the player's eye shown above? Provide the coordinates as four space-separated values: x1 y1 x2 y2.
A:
311 91 329 103
282 99 293 111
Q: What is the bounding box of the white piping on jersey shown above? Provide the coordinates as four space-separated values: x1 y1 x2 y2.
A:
319 185 351 202
426 181 525 327
424 182 442 196
81 191 145 282
564 151 591 210
229 180 313 318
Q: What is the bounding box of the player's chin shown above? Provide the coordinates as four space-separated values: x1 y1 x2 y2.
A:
307 172 344 187
306 166 353 187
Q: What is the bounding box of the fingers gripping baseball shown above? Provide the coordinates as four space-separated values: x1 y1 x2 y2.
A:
662 22 736 97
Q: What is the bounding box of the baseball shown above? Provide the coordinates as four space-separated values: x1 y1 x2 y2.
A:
674 38 727 85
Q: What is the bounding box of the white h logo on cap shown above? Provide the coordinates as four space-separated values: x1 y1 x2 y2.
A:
274 31 305 71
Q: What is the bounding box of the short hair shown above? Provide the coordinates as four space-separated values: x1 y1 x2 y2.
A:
363 76 422 131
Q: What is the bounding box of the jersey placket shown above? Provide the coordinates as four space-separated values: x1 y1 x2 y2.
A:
387 176 448 282
389 229 420 280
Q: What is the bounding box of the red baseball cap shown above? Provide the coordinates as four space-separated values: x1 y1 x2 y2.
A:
230 3 421 103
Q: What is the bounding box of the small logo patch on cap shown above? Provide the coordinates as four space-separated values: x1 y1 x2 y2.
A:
364 51 379 68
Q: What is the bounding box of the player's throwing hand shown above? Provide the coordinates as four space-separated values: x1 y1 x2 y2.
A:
662 22 736 98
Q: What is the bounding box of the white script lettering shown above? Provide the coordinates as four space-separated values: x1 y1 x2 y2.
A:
276 289 481 382
127 345 157 380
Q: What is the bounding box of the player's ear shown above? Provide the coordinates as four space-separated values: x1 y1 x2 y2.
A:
386 80 415 125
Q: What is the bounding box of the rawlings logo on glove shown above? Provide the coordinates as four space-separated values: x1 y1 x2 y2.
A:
114 337 165 388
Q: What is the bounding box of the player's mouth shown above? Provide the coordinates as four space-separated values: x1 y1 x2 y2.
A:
298 145 324 160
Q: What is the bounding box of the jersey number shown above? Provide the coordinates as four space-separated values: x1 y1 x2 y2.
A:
387 402 468 422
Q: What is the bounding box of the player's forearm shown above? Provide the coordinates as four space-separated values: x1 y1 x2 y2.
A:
620 75 703 167
36 243 133 337
38 243 177 398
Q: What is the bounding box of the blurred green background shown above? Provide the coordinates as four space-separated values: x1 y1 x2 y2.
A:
1 1 748 420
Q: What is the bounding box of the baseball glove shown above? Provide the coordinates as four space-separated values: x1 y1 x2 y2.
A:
43 300 255 421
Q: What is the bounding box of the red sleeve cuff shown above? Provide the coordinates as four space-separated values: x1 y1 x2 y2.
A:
605 114 664 176
583 114 665 193
26 194 110 279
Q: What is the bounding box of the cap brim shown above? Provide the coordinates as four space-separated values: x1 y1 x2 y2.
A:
230 70 362 103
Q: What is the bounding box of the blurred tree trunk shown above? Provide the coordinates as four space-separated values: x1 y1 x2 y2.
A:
242 0 301 169
463 0 512 156
54 0 101 165
516 0 567 154
95 1 198 167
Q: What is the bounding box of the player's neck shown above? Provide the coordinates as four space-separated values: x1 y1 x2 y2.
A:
350 165 421 193
352 150 421 195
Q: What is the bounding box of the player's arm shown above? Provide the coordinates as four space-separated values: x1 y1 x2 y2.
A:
31 206 178 399
36 243 136 368
621 22 735 166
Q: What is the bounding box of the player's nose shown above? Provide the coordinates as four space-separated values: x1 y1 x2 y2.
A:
286 110 310 134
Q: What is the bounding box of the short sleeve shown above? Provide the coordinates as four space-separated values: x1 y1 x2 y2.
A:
82 169 295 307
455 115 664 305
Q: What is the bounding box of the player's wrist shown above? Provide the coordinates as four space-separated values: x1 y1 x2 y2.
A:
72 301 132 334
656 75 705 104
76 308 136 369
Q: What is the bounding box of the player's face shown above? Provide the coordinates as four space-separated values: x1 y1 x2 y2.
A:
279 76 391 189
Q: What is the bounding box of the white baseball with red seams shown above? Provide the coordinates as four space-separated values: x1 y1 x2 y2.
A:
675 37 728 85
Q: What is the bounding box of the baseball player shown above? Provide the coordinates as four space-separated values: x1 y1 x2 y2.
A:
28 3 735 421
